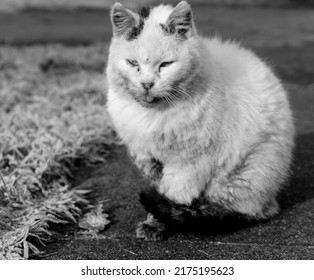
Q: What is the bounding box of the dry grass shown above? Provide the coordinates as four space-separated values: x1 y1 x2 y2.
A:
0 43 114 259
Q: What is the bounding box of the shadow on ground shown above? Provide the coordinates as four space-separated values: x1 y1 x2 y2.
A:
280 133 314 209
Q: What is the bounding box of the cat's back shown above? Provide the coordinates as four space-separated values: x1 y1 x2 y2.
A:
201 36 294 147
202 36 291 117
202 36 275 87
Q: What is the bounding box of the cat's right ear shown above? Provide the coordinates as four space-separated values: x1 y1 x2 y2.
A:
110 3 139 37
165 1 194 38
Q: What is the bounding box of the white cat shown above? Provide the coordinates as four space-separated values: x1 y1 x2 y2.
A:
106 1 294 240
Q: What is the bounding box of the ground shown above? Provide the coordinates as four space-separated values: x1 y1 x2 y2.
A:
1 4 313 259
41 135 314 259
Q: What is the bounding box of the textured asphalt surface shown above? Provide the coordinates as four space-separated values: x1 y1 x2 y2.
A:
38 89 314 259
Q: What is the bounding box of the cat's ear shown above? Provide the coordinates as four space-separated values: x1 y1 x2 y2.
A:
110 3 139 37
166 1 194 38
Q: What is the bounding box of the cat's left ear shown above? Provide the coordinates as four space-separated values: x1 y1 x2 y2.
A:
166 1 194 38
110 3 139 37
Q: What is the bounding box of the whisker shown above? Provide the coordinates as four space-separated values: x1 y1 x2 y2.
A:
164 96 173 108
167 95 176 108
167 94 178 107
170 93 182 106
171 85 197 105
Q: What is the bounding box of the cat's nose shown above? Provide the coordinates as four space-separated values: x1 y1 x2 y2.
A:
141 82 154 90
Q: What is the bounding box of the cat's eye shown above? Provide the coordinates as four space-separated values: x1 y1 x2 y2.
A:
159 61 174 69
126 59 139 67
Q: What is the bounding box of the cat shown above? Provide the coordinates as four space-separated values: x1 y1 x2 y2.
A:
106 1 295 240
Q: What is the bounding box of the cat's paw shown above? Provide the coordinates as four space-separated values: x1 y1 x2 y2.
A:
159 183 198 205
136 214 168 241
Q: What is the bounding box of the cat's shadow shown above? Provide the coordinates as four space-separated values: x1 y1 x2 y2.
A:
178 132 314 236
279 132 314 210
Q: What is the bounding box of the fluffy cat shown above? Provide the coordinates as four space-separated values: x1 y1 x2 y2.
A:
106 1 295 240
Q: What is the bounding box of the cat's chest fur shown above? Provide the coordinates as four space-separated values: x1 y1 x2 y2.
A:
107 91 211 163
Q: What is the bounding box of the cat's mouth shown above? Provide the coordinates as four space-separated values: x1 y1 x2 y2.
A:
138 95 163 108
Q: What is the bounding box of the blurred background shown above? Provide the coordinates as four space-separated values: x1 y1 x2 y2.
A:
0 0 313 46
1 0 314 11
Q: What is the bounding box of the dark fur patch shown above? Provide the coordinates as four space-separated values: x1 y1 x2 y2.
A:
127 19 144 41
160 22 191 38
125 6 150 41
160 23 175 35
149 158 163 181
139 188 260 235
136 218 168 241
177 27 190 36
137 6 151 20
139 187 234 228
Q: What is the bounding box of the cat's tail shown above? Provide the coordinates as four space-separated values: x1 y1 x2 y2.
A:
139 187 234 228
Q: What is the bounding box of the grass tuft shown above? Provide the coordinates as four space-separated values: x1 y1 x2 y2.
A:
0 44 114 259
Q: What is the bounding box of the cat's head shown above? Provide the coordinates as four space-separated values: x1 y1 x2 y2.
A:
107 1 201 109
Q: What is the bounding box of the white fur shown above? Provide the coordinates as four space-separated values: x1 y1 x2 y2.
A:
106 2 294 218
